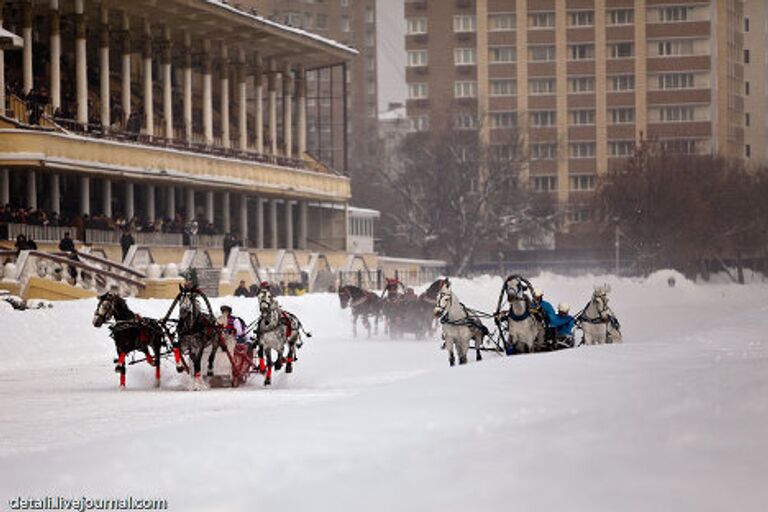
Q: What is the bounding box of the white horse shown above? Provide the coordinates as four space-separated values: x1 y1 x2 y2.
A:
500 276 545 354
579 285 622 345
255 287 306 385
433 281 486 366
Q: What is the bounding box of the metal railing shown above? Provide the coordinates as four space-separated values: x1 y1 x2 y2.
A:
2 223 77 242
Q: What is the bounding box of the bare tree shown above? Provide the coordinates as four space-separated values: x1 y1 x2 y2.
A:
376 117 554 275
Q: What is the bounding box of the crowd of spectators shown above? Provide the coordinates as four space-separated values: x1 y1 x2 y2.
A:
0 205 68 226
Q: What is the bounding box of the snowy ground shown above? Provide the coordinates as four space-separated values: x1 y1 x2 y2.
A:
1 272 767 512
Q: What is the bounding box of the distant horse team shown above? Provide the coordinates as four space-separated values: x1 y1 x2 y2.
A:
92 273 622 390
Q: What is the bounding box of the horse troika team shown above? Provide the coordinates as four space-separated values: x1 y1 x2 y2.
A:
92 273 622 389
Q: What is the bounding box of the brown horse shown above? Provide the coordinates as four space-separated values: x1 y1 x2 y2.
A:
338 285 382 338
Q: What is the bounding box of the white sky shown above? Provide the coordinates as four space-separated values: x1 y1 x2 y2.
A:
376 0 407 114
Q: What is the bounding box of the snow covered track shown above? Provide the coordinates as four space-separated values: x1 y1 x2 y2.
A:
1 273 768 511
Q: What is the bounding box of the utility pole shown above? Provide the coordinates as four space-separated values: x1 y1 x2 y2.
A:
614 220 620 276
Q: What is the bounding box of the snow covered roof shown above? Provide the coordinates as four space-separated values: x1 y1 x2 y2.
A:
379 107 407 122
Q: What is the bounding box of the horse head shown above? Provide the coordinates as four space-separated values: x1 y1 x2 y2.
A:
433 281 452 319
505 276 528 303
338 286 352 309
92 293 115 327
178 291 200 333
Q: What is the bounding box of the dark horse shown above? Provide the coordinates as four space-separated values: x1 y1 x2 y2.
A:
380 278 433 339
166 286 225 390
338 285 382 338
92 292 166 388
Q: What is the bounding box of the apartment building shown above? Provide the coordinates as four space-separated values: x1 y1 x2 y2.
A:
239 0 379 171
405 0 747 228
743 0 768 164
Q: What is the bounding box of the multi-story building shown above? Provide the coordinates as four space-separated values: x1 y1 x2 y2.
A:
237 0 379 173
743 0 768 164
405 0 746 237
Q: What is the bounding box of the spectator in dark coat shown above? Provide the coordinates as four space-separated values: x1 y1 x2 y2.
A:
59 232 76 253
119 230 135 261
234 280 250 297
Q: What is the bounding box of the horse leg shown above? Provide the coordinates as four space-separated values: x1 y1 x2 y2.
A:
285 344 295 374
206 335 219 377
474 332 483 362
458 338 468 365
362 315 371 339
173 341 184 373
264 350 273 386
117 352 126 388
257 344 266 374
352 313 358 338
446 336 456 367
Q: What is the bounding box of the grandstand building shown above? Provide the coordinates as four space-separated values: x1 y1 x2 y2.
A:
0 0 356 253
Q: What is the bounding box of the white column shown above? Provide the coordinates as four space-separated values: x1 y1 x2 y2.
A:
205 191 214 224
75 0 88 126
99 5 110 128
143 19 153 136
50 0 62 110
239 195 248 242
283 65 293 159
222 192 231 234
298 200 308 250
255 55 264 154
0 169 9 206
80 176 90 215
166 186 175 219
220 46 230 148
102 179 112 218
270 199 278 248
162 27 173 139
125 183 135 220
285 200 294 249
185 188 195 221
183 32 193 142
121 13 131 124
26 171 36 210
237 50 247 150
22 3 32 94
268 61 277 155
297 66 307 157
255 197 264 249
0 9 6 112
203 41 213 145
50 174 60 214
146 184 156 221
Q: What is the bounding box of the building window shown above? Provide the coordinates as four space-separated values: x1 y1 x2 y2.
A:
609 140 634 156
366 7 375 23
609 42 634 58
661 139 698 154
609 9 634 25
453 15 476 33
407 50 428 67
454 81 477 98
454 47 477 65
490 46 516 63
745 17 750 32
744 49 750 64
610 108 635 124
340 16 350 32
490 111 517 129
570 175 596 191
528 12 555 29
658 73 694 89
454 113 478 130
528 45 555 61
411 115 429 132
408 83 428 99
658 6 693 22
658 106 695 122
489 13 515 31
490 79 517 96
366 33 376 47
340 0 349 7
746 144 751 158
569 109 595 125
569 76 595 93
533 176 557 192
657 39 695 56
530 111 556 127
569 142 596 158
492 145 516 162
316 14 327 29
611 74 635 91
569 44 595 60
568 11 594 27
567 208 594 223
745 81 750 95
530 143 557 160
407 17 427 35
746 113 751 127
367 56 376 72
529 78 556 95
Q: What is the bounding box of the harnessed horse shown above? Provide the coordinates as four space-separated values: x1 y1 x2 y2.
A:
338 285 382 338
578 285 622 345
498 275 545 354
92 292 166 388
255 287 308 386
433 280 487 366
170 287 225 390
